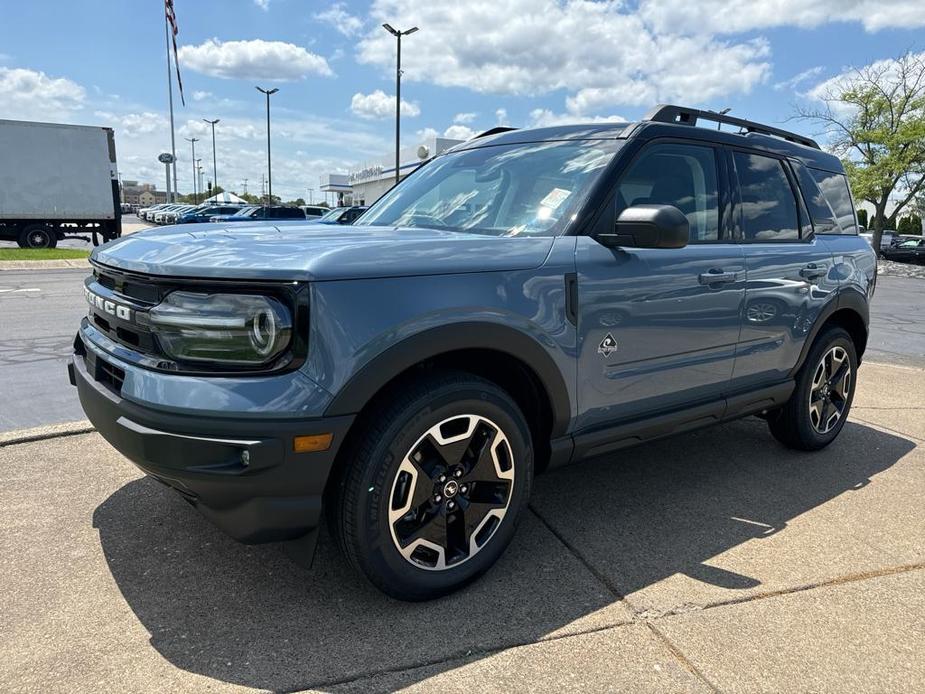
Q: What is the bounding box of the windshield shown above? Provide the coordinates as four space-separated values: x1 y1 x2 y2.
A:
320 207 347 221
356 139 622 236
231 206 258 217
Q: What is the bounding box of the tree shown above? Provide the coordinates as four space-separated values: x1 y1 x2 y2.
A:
897 213 922 235
856 208 869 229
796 52 925 254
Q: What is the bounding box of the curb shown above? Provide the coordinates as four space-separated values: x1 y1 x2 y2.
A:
0 420 95 447
0 259 90 271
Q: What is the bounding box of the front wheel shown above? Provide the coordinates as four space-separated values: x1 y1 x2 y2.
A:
768 326 857 450
329 372 533 601
18 224 58 249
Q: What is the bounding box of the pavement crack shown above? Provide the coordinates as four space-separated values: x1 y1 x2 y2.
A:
527 502 631 605
645 621 722 693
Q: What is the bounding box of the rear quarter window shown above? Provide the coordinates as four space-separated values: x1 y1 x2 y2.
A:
810 168 858 234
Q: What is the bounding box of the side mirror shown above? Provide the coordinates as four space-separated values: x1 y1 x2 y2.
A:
597 204 689 249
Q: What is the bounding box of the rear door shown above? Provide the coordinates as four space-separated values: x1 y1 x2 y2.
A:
729 149 838 390
575 140 746 430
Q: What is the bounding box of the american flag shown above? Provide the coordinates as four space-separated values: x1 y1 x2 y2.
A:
165 0 185 105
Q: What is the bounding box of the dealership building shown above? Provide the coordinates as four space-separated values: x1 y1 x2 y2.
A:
320 135 463 207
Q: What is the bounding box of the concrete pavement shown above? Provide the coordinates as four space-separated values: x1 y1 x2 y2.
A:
0 362 922 692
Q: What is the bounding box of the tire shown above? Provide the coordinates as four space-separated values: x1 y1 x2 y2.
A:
768 326 857 451
329 371 534 601
18 224 57 249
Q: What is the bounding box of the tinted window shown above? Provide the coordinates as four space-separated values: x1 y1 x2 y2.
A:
733 152 800 241
616 143 720 242
792 162 838 233
810 169 857 234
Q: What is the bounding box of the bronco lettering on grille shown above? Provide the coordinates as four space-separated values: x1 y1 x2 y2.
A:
84 286 133 322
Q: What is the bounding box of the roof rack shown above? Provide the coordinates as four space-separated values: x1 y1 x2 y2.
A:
473 126 519 140
642 104 819 150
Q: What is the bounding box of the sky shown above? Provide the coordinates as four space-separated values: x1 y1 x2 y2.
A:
0 0 923 201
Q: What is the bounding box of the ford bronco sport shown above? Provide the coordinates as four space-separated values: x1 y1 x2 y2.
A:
70 105 876 600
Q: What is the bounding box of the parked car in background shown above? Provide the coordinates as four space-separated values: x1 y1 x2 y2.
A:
300 205 329 219
153 205 192 225
316 206 368 225
210 206 307 223
139 204 171 222
159 205 198 225
177 205 247 224
881 237 925 263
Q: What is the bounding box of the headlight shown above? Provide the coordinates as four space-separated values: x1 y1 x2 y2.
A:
148 291 292 365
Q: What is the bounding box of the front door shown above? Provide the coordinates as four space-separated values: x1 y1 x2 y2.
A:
575 141 745 431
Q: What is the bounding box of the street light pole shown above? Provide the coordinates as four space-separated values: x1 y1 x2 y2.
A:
382 24 418 186
202 118 220 191
185 137 198 203
256 87 279 204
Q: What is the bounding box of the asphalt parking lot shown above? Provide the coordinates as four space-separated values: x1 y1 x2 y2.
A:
1 361 923 692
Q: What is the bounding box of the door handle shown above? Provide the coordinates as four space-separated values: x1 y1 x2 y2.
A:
699 270 738 285
799 264 826 280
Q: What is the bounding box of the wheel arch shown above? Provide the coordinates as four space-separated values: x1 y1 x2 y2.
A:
324 322 572 465
791 292 869 376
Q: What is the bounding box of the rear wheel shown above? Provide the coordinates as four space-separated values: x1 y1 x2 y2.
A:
329 371 533 601
18 224 57 249
768 327 857 450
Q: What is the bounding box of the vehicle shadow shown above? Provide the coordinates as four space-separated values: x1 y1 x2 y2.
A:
92 419 915 691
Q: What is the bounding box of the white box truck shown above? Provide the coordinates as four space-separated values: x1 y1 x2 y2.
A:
0 118 121 248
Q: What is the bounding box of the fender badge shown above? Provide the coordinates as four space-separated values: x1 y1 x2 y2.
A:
598 333 618 357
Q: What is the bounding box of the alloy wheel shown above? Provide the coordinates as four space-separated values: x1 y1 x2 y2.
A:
808 345 851 434
387 414 515 571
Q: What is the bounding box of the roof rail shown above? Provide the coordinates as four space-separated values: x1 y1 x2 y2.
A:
642 104 819 150
473 126 519 140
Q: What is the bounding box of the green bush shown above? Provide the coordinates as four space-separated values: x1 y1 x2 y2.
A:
897 214 923 235
856 208 868 228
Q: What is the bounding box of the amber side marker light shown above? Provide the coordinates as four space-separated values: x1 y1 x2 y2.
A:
293 433 333 453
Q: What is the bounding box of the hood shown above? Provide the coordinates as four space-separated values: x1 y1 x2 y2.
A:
91 223 555 281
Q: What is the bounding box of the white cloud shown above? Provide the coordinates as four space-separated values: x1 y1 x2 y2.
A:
191 90 212 101
254 0 270 10
773 66 825 92
94 111 168 138
350 90 420 119
315 3 364 36
639 0 925 34
0 67 85 120
178 39 332 81
443 124 477 140
527 108 626 128
358 0 771 115
453 112 477 124
495 108 509 126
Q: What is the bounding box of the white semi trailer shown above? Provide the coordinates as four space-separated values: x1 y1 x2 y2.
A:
0 119 121 248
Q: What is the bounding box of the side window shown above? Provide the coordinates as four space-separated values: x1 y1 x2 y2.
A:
792 162 838 234
810 169 858 234
616 143 720 242
733 152 800 242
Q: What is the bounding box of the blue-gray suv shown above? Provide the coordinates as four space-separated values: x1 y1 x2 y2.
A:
70 105 876 600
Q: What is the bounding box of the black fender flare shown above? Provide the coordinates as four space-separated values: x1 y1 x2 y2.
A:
790 288 869 376
324 322 572 437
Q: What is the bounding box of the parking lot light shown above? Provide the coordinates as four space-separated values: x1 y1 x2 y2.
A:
382 23 419 186
255 87 279 203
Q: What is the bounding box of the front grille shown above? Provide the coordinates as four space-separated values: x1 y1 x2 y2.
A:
79 342 126 395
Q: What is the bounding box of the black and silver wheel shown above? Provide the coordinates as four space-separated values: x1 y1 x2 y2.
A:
18 224 58 249
768 326 857 450
329 372 532 600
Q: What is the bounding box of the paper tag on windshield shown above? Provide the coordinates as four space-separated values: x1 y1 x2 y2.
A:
540 187 571 209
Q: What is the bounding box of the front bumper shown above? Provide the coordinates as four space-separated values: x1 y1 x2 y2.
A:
69 349 354 544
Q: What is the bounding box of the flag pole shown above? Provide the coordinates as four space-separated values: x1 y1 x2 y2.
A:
164 14 178 203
